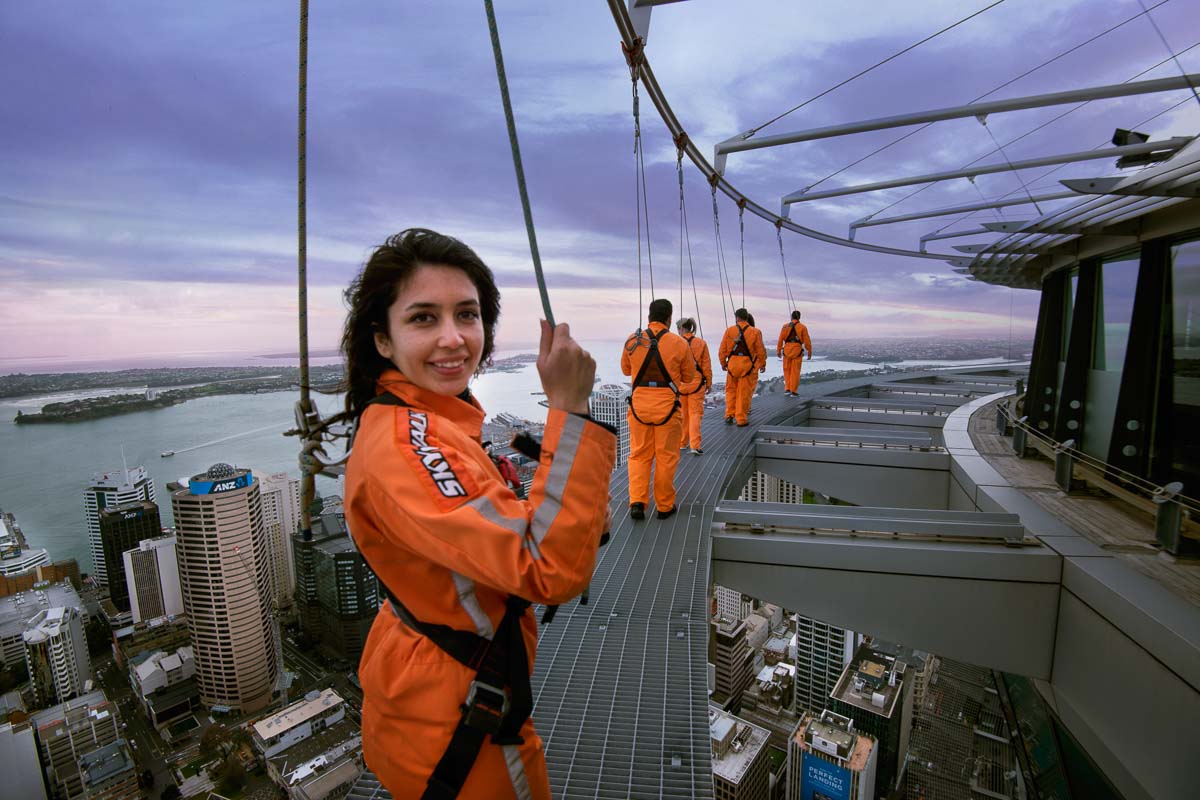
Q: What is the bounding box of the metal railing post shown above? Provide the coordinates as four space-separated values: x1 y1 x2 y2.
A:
1153 482 1186 555
1055 439 1079 492
1012 416 1030 457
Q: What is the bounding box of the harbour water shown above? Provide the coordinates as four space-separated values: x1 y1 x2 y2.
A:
0 343 961 573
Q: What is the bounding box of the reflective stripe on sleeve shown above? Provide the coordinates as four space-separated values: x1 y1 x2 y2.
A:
530 413 585 547
451 571 495 639
466 495 527 536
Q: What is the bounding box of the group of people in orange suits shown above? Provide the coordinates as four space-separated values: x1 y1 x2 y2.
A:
621 300 813 518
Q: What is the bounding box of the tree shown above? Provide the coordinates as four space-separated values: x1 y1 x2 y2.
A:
159 786 181 800
0 661 29 693
199 724 229 760
215 755 246 795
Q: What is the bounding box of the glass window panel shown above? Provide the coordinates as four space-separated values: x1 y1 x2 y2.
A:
1171 238 1200 486
1094 253 1138 371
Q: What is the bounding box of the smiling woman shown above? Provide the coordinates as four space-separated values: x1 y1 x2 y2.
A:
338 228 616 799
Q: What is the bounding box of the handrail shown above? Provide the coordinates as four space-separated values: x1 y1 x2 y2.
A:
998 401 1200 518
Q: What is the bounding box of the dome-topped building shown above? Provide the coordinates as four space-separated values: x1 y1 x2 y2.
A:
172 463 277 713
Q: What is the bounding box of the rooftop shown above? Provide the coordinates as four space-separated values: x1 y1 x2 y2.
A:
79 740 134 787
267 716 362 777
797 712 876 774
831 647 904 719
708 706 770 785
0 581 84 632
253 688 343 741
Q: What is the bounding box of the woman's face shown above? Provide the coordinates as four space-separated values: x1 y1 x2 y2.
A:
374 263 485 396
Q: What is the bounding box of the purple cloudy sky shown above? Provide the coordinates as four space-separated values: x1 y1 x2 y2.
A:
1 0 1197 363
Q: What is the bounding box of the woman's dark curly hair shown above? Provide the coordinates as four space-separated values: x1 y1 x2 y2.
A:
341 228 501 417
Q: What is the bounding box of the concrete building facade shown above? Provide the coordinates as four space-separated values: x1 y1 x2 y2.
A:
122 535 183 624
30 691 119 800
259 471 301 611
711 617 755 714
172 464 277 713
0 581 86 668
828 644 913 799
792 615 856 717
589 384 631 467
23 606 90 708
709 705 771 800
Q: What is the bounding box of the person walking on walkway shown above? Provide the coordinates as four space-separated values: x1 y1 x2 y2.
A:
675 317 712 456
777 310 813 396
719 308 766 427
621 298 697 520
342 229 616 799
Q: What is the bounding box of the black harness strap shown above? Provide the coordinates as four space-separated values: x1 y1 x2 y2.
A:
727 322 757 376
626 328 681 426
785 322 801 344
678 335 707 397
354 392 534 799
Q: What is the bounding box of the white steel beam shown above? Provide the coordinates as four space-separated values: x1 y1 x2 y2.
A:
850 191 1076 234
714 73 1200 171
782 138 1191 205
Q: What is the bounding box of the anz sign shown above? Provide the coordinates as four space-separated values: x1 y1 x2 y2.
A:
190 471 253 495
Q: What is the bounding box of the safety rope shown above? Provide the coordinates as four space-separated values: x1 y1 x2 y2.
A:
1137 0 1200 110
800 0 1170 196
625 38 652 327
295 0 316 535
676 134 704 340
709 175 733 328
871 35 1199 227
741 0 1006 139
737 198 747 308
775 221 796 315
484 0 555 326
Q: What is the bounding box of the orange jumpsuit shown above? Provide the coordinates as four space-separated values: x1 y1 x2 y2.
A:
621 322 697 512
345 370 616 799
776 320 813 394
677 332 712 450
719 322 767 425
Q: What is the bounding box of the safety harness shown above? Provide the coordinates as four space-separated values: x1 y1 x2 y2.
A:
353 392 534 800
784 322 801 344
678 334 707 396
626 327 680 425
727 322 757 376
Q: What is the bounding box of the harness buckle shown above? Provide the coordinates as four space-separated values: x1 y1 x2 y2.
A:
461 680 510 735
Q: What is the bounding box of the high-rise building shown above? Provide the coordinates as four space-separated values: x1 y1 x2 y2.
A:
122 535 183 623
589 384 631 466
98 501 161 612
84 467 156 587
711 617 755 714
709 705 771 800
0 581 86 668
258 472 301 611
828 644 913 799
714 584 754 623
29 690 118 800
739 470 804 504
788 710 878 800
313 533 379 664
793 615 856 717
23 606 90 708
172 463 277 713
0 720 49 800
293 509 347 642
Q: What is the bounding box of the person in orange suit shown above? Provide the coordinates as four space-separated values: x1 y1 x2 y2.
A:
675 317 712 455
343 229 616 800
718 307 766 426
621 298 697 520
777 310 813 396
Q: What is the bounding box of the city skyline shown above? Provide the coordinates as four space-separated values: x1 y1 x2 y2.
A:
4 1 1198 361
